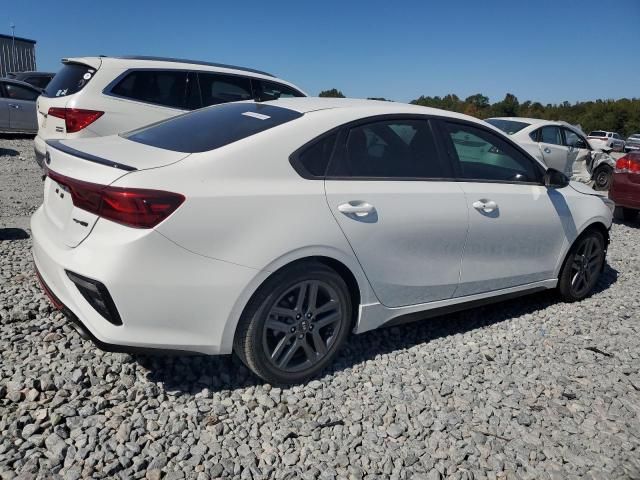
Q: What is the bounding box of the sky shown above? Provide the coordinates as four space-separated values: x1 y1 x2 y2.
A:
3 0 640 104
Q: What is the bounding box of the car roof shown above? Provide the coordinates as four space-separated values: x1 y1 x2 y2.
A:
261 97 481 120
0 78 42 90
9 71 55 76
66 55 274 77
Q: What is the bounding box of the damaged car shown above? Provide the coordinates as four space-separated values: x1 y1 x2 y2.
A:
486 117 616 190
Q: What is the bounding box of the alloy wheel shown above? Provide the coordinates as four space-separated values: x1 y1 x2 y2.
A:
569 235 604 297
262 280 343 372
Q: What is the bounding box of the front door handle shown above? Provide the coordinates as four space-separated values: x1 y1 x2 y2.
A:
8 104 21 109
472 199 498 213
338 201 375 217
543 147 551 154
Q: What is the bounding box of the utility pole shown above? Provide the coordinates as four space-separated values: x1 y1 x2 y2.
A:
10 23 16 73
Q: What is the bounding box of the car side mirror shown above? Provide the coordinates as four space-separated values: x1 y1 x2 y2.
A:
575 140 587 149
544 168 570 188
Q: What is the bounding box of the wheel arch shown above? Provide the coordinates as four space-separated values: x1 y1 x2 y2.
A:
220 249 374 354
555 220 610 279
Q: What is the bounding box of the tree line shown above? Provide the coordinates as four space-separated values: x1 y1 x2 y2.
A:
318 89 640 138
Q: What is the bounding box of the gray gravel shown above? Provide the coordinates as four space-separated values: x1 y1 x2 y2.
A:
1 137 640 479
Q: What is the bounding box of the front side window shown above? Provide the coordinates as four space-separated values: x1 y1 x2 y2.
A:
329 119 446 179
198 73 252 106
539 126 563 146
111 70 199 109
4 83 39 101
254 80 305 100
563 128 589 149
444 122 541 183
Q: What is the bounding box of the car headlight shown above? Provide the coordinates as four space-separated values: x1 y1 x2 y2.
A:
600 196 615 214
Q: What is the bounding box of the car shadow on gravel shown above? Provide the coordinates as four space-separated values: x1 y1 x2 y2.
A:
0 228 30 240
136 263 618 393
0 148 20 157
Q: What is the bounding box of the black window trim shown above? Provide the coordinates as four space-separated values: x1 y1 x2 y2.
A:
434 118 546 186
103 68 305 110
290 114 548 185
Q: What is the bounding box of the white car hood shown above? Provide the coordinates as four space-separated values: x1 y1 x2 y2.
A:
569 181 604 197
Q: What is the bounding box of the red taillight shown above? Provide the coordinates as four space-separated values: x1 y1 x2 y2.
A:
47 108 104 133
615 154 640 174
46 170 185 228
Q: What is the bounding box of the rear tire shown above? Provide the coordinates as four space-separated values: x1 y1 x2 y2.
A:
233 262 352 385
614 207 639 222
558 230 605 302
592 166 612 191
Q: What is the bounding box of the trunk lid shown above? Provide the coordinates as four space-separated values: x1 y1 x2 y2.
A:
37 58 102 138
44 135 190 247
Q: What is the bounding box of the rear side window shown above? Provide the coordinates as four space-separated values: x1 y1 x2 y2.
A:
125 102 302 153
3 83 39 101
539 126 563 145
255 80 305 100
110 70 200 110
25 76 51 89
198 73 252 106
291 134 338 178
329 119 446 179
44 64 95 98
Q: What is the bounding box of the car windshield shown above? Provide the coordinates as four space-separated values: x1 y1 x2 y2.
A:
124 102 303 153
485 119 531 135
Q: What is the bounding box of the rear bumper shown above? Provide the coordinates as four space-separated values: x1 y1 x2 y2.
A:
31 206 260 355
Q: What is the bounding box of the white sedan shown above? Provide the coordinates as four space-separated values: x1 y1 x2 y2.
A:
32 98 614 384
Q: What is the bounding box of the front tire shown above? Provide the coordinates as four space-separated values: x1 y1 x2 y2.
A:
558 230 606 302
592 166 612 191
233 262 352 385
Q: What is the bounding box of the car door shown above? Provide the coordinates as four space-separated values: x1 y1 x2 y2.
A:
563 127 592 181
324 117 469 308
3 82 39 132
534 125 570 176
0 84 9 130
437 120 568 297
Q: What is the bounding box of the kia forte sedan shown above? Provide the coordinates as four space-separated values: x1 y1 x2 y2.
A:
32 98 614 384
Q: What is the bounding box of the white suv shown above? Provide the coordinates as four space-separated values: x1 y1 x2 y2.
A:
587 130 626 152
34 56 306 167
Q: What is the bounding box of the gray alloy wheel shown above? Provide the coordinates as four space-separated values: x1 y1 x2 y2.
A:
593 166 612 191
234 262 352 385
558 231 605 302
262 280 343 372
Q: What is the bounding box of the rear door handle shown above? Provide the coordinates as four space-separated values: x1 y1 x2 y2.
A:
543 147 551 154
338 201 375 217
472 199 498 213
8 104 21 109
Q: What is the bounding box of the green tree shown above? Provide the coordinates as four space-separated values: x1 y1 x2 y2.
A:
318 88 345 98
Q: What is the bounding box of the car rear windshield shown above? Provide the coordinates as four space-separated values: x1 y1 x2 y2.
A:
589 131 606 137
43 63 96 98
124 102 303 153
485 119 530 135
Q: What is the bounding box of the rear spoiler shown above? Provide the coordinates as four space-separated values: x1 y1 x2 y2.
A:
46 140 136 172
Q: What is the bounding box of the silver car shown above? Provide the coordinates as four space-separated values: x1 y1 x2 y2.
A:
625 134 640 152
0 79 39 134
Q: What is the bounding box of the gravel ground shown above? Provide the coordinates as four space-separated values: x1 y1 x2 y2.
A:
1 137 639 480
